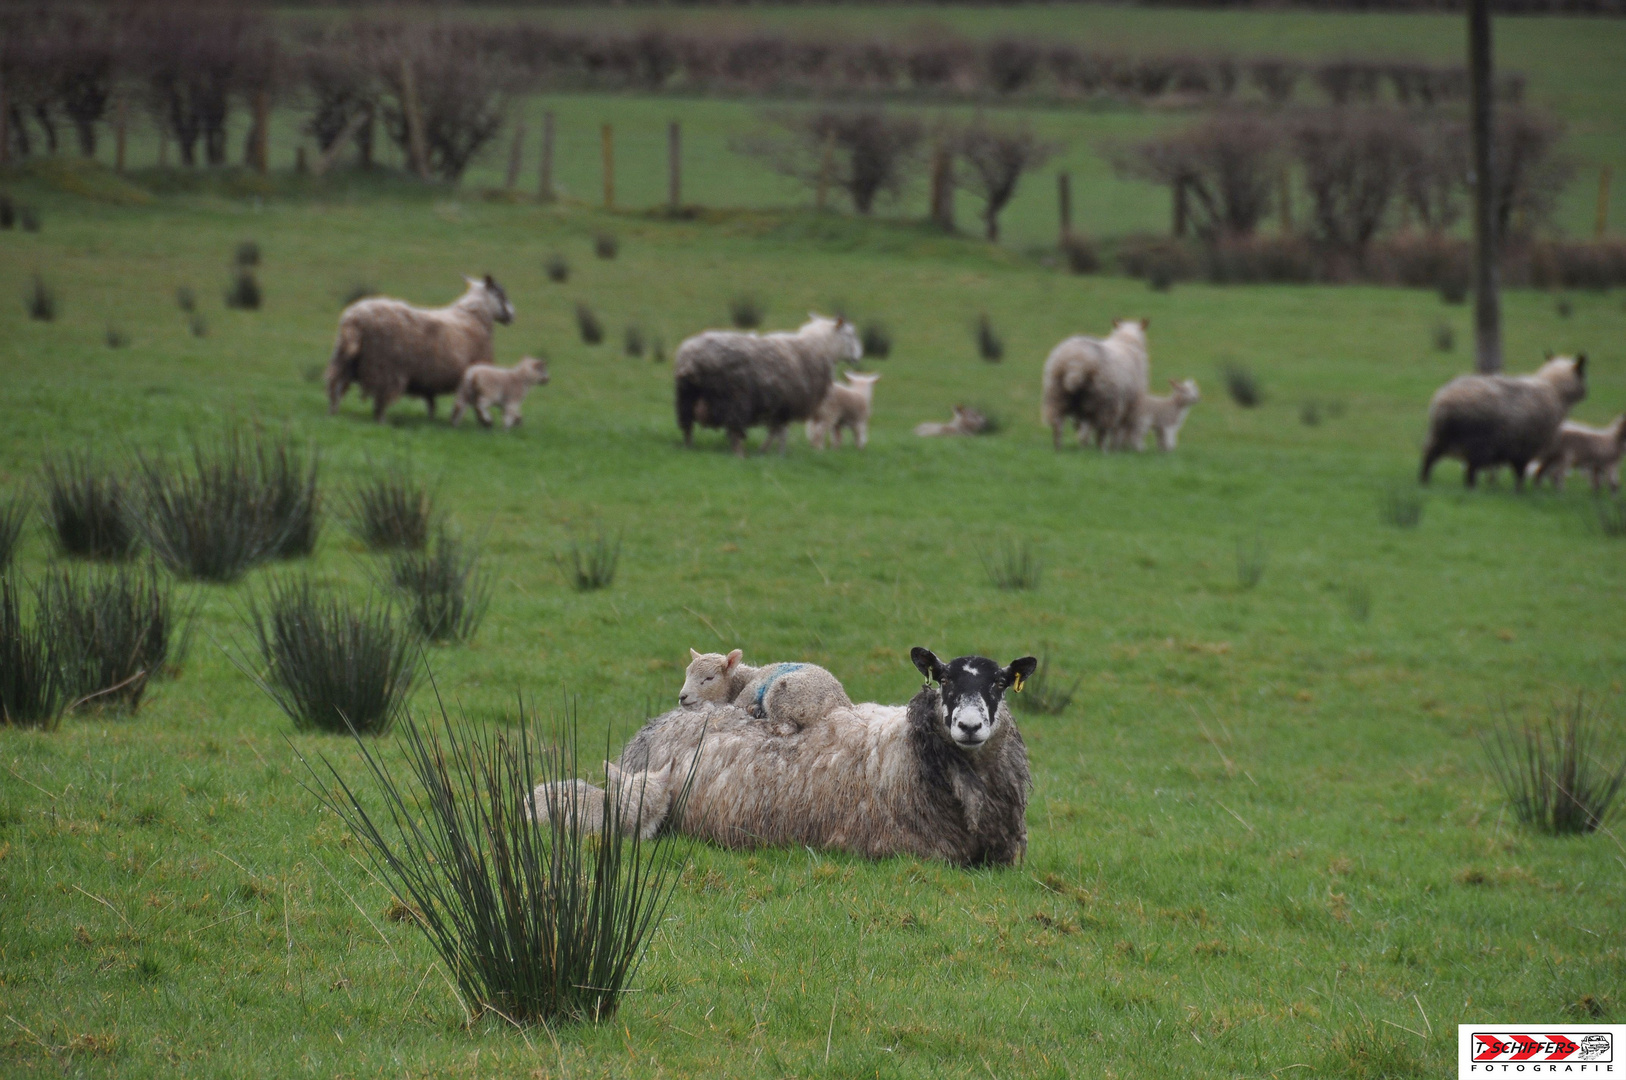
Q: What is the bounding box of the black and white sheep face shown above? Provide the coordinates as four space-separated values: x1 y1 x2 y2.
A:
470 274 515 325
911 648 1038 751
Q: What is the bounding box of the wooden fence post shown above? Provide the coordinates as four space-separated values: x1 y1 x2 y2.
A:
400 57 430 181
1597 166 1613 237
114 97 127 172
250 90 270 174
601 123 614 209
815 130 835 211
0 73 9 169
1278 167 1293 233
505 120 525 190
929 144 954 231
1057 171 1072 243
668 120 681 212
158 125 170 169
1173 178 1188 238
539 110 555 200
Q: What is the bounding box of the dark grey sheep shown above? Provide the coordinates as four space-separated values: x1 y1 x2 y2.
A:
674 315 861 456
1420 354 1588 488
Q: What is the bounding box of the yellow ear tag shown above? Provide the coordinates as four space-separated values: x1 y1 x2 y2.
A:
1013 673 1026 692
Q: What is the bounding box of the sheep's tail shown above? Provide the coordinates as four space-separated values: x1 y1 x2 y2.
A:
326 323 361 414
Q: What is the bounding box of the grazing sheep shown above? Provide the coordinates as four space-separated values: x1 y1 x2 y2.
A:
451 355 550 429
914 405 989 437
806 373 881 449
538 648 1039 866
675 315 862 457
326 275 514 423
679 648 853 735
1420 354 1588 489
1040 319 1151 451
1530 414 1626 493
1132 378 1201 452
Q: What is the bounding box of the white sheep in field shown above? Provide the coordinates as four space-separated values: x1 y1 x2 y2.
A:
451 356 550 429
1131 378 1201 452
1040 319 1150 451
325 275 514 423
1530 414 1626 493
806 373 880 449
1421 354 1588 488
534 648 1040 866
678 648 853 735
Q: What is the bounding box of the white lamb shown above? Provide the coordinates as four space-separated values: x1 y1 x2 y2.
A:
450 356 550 429
679 648 853 735
806 373 880 449
1530 414 1626 493
1132 378 1201 451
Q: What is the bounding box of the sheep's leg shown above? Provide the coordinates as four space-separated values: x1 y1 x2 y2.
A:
450 399 466 426
767 425 788 455
1588 466 1603 494
728 430 746 458
424 395 437 419
1463 463 1478 488
1610 463 1620 494
372 387 403 423
856 419 868 449
475 403 494 428
1051 422 1063 451
1418 441 1444 484
502 403 521 429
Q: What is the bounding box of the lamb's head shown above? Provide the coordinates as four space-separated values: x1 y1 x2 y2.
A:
1170 378 1200 406
844 372 881 401
1536 353 1587 407
806 313 863 364
516 356 551 385
911 647 1037 752
465 273 515 325
679 648 742 707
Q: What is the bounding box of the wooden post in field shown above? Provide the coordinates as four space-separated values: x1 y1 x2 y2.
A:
1468 0 1503 373
1172 177 1188 237
667 120 681 212
815 130 835 211
158 125 170 168
929 144 953 230
505 121 525 190
1597 166 1612 237
1057 171 1072 243
400 57 430 181
0 73 10 169
1278 167 1292 233
539 110 555 200
601 123 614 209
114 98 128 172
251 91 270 174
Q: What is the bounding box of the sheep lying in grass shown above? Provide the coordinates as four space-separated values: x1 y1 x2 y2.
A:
1420 354 1588 489
914 405 989 437
1041 319 1150 451
1530 414 1626 493
326 275 514 423
451 356 550 429
1132 378 1201 452
679 648 853 735
675 315 862 456
536 648 1039 865
806 373 880 449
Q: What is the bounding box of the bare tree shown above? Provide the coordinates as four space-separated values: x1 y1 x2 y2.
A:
379 26 511 183
1468 0 1501 372
953 120 1059 241
1493 106 1570 239
138 10 266 167
1120 112 1279 240
53 14 117 157
1294 109 1411 255
735 109 924 215
1402 116 1468 233
303 32 378 167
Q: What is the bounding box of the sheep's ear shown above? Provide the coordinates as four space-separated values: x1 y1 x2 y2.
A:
1575 353 1588 377
911 647 945 683
464 275 479 287
484 273 495 288
725 648 742 670
1004 656 1039 693
1170 378 1180 389
1139 317 1150 330
689 648 702 661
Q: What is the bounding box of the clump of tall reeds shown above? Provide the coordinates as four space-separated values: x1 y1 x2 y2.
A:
0 574 64 729
0 495 27 572
348 465 434 552
37 561 182 714
559 527 621 591
42 454 140 561
297 701 690 1024
1480 697 1625 835
389 525 490 642
1010 649 1078 715
981 537 1041 590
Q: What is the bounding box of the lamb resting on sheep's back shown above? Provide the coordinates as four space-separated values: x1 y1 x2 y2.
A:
1420 354 1588 489
679 648 853 735
675 315 861 456
1041 319 1150 451
536 648 1038 866
451 355 550 429
326 275 514 423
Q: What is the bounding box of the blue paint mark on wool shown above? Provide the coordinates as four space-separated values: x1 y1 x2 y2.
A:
754 663 806 707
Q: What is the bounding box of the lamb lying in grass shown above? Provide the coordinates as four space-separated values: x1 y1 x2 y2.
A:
450 355 550 429
1132 378 1201 451
1530 414 1626 493
914 405 989 437
806 373 880 449
679 648 853 735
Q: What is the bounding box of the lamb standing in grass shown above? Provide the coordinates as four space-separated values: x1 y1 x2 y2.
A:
675 315 861 456
806 373 880 449
679 648 854 735
451 356 550 429
1132 378 1201 452
326 275 514 423
1530 414 1626 493
1420 354 1588 489
1041 319 1150 451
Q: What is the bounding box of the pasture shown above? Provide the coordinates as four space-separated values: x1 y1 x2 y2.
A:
2 5 1626 1077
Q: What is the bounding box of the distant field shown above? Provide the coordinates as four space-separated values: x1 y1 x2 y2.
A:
0 160 1623 1076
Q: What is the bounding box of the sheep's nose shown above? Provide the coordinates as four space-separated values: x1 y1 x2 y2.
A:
957 721 982 735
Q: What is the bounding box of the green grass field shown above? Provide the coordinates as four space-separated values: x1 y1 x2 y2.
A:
3 7 1626 1072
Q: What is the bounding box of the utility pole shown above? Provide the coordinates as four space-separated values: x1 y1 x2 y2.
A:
1469 0 1502 373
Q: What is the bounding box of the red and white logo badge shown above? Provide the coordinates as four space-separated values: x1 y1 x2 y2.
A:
1459 1025 1620 1075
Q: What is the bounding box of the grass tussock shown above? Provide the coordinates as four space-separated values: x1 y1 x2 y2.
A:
105 323 129 348
0 575 64 729
623 322 646 358
225 270 262 311
0 495 27 573
1379 484 1425 528
175 285 196 313
137 430 320 582
729 294 764 329
594 233 619 259
26 274 56 322
349 466 435 552
981 536 1041 590
974 313 1003 362
43 455 140 561
575 303 604 345
298 702 689 1024
389 524 491 643
1011 649 1078 715
860 320 892 359
38 562 182 714
559 528 621 591
234 240 261 268
1480 696 1626 835
1594 498 1626 538
243 576 418 735
545 254 569 282
1236 535 1268 590
1223 363 1262 408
